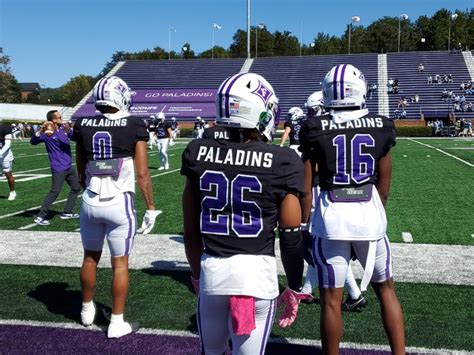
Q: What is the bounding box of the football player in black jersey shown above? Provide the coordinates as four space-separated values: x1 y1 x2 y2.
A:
300 64 405 354
279 106 305 155
154 112 172 170
182 73 311 354
74 76 160 338
0 124 16 200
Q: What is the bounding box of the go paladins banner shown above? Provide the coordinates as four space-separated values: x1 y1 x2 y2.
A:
72 88 217 119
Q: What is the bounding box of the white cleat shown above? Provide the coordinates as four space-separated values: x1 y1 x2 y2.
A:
7 191 16 201
81 302 96 326
107 321 140 338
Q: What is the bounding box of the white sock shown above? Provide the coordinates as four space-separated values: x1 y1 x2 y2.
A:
345 265 361 299
111 313 124 324
82 301 94 310
301 265 318 294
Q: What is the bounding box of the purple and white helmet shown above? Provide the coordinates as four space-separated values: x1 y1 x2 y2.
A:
93 76 133 112
322 64 367 109
216 73 280 141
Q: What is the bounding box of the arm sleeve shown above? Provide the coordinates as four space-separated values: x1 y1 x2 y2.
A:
279 228 304 291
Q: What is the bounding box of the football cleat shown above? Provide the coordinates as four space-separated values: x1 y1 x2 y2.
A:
342 294 367 312
60 212 80 219
81 302 96 326
107 321 140 338
34 217 50 226
7 191 16 201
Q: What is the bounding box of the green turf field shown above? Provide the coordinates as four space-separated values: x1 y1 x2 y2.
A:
1 138 472 245
1 137 473 352
0 264 472 351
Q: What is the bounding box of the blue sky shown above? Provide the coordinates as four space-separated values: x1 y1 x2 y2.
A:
1 0 471 87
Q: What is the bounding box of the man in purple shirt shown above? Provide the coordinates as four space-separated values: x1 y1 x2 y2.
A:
30 110 81 225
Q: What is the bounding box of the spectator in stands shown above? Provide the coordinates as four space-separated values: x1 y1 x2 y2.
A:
427 75 433 85
413 94 420 103
368 83 377 99
466 102 473 112
434 74 441 84
30 110 81 225
417 63 424 73
460 82 465 91
447 74 453 83
441 89 449 102
466 119 473 136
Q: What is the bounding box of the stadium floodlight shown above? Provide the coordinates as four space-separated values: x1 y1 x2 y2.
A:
398 14 409 53
348 16 360 54
448 13 459 52
255 23 265 58
168 25 176 60
212 23 222 59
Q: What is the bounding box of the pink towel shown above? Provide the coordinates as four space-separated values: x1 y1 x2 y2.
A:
229 296 256 336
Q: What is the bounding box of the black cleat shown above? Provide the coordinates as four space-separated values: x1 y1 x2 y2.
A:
342 294 367 312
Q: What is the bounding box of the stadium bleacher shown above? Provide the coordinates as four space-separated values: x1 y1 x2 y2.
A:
115 58 246 88
387 51 474 120
72 51 474 121
250 53 380 116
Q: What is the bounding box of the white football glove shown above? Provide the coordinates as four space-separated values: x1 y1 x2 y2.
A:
277 287 313 328
169 139 175 147
137 210 162 235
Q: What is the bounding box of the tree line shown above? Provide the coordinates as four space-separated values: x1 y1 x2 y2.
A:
1 8 472 107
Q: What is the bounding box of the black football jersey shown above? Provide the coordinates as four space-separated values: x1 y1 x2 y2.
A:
171 121 179 130
73 115 148 162
0 124 13 149
284 119 303 145
299 113 396 191
202 125 241 142
155 122 171 139
181 139 304 258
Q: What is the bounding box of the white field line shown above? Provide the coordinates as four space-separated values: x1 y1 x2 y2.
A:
18 223 38 230
0 319 467 354
407 139 474 167
13 152 48 159
402 232 413 243
0 169 180 220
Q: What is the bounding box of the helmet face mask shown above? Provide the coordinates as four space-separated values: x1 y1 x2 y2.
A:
93 76 133 112
216 73 279 142
322 64 367 110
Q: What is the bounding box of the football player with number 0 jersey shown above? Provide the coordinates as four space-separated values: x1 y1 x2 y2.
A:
182 73 311 354
74 76 160 338
299 64 405 354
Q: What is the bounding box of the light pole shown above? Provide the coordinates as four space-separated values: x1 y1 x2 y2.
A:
212 23 222 59
448 13 458 52
398 14 409 53
247 0 251 59
348 16 360 55
168 25 176 60
300 20 303 56
255 23 264 58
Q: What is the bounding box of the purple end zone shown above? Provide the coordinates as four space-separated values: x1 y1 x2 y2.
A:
0 325 394 354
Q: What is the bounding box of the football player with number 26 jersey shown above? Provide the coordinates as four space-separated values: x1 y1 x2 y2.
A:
182 73 311 354
299 64 405 354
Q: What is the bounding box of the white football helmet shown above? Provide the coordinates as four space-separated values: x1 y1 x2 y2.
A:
287 107 304 122
322 64 367 109
171 116 176 121
306 91 325 117
216 72 279 141
156 112 165 123
93 76 133 112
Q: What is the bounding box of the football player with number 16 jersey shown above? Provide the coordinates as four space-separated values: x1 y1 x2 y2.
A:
299 64 405 354
182 73 311 354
